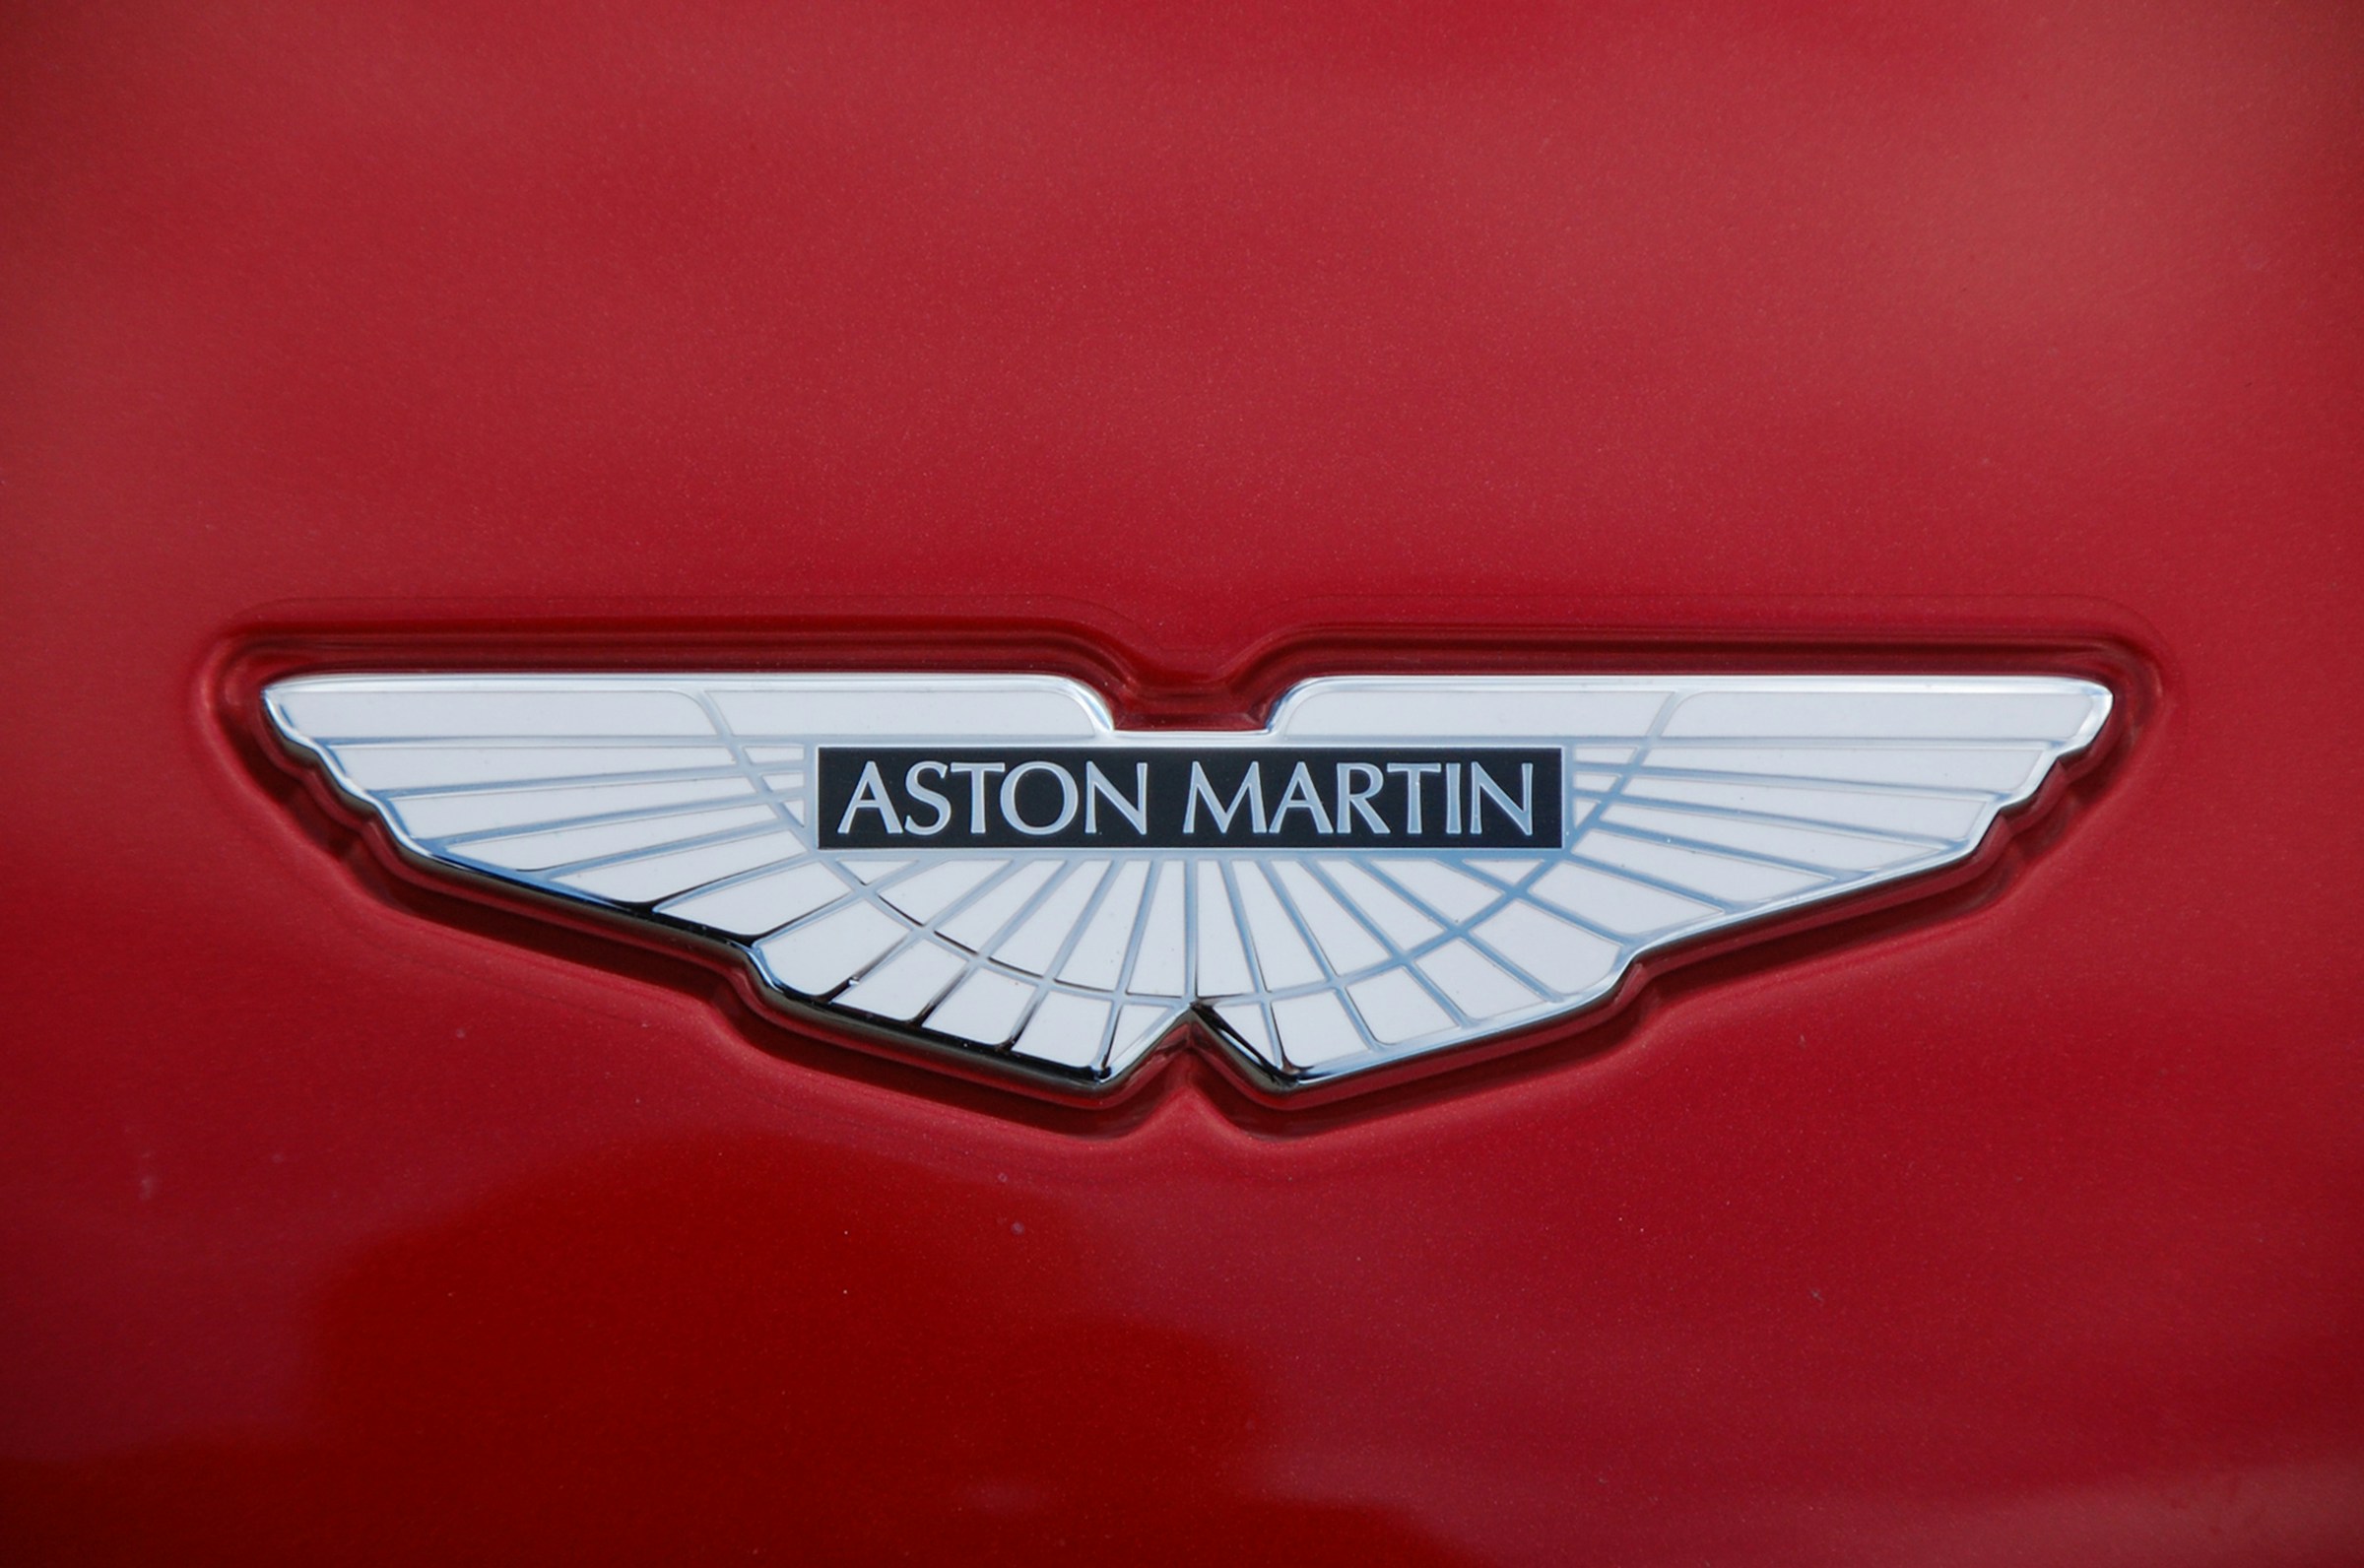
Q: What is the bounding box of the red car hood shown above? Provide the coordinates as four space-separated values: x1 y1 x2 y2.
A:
3 4 2359 1562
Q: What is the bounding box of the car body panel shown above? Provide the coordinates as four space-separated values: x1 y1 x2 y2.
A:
3 3 2360 1562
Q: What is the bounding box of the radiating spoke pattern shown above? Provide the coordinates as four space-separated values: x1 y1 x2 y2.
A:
267 674 2110 1088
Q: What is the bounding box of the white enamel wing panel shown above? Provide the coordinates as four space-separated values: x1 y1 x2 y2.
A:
264 674 2110 1089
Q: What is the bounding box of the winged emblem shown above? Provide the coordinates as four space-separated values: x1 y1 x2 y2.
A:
264 674 2109 1090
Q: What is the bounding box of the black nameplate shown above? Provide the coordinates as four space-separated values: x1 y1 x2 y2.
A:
817 747 1562 850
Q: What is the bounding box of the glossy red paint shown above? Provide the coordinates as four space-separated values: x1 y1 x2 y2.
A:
4 3 2359 1563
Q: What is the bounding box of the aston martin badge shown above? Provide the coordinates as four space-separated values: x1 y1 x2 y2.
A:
265 675 2109 1091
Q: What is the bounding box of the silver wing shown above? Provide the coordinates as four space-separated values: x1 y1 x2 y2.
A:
263 674 2110 1088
